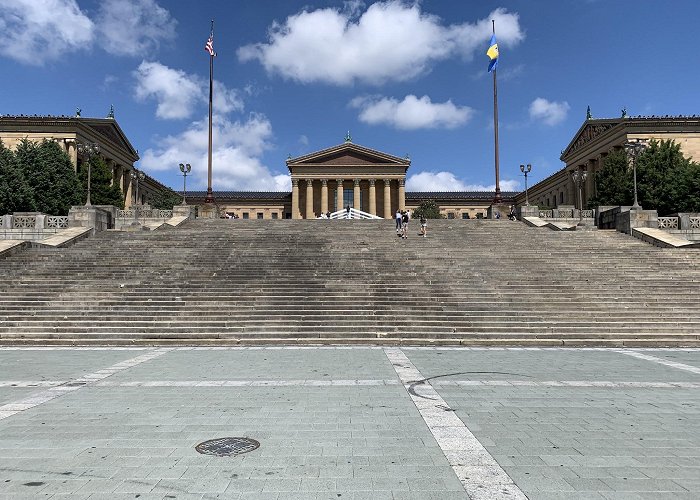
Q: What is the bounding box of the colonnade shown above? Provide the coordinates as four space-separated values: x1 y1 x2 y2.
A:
291 178 405 219
62 138 139 207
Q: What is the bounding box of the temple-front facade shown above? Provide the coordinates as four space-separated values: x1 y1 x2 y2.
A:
185 139 517 219
0 114 170 207
286 140 410 218
515 115 700 209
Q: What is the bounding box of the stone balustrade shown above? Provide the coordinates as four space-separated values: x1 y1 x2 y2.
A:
1 213 70 241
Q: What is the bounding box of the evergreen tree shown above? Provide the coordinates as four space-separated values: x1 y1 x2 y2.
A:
587 148 633 208
149 189 182 210
635 139 693 215
676 161 700 212
15 139 81 215
0 140 35 214
412 200 443 219
78 155 124 208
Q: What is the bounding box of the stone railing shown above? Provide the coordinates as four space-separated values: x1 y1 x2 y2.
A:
47 216 69 228
12 215 36 228
690 217 700 229
538 209 595 220
1 213 71 241
658 217 679 229
117 209 173 219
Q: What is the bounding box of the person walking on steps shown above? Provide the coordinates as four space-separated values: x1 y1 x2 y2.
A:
401 210 409 239
420 216 427 237
395 209 402 233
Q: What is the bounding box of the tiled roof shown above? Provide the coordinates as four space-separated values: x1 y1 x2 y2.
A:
185 191 520 201
406 191 519 200
185 191 291 200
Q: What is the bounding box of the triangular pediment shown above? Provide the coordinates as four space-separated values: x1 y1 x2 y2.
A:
82 118 139 159
288 142 410 167
561 119 621 159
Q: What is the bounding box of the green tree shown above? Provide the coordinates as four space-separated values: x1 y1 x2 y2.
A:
587 148 633 208
635 139 694 215
149 188 182 210
15 139 81 215
0 140 35 214
675 161 700 212
412 200 443 219
78 155 124 208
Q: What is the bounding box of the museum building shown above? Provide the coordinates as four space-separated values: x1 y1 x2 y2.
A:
0 114 171 207
4 113 700 218
513 114 700 209
185 139 517 219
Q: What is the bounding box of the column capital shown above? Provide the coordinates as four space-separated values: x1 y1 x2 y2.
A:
354 178 361 186
384 178 392 186
305 178 314 185
398 179 405 187
292 178 299 187
321 178 328 186
368 178 375 186
336 178 344 185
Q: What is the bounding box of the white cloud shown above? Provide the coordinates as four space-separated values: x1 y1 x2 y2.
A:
0 0 94 65
0 0 176 64
529 97 570 126
238 3 524 85
350 94 473 130
96 0 176 57
139 113 289 191
407 171 520 192
134 61 243 120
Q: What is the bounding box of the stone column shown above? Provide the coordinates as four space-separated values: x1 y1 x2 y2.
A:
106 159 116 186
368 179 376 215
321 179 328 215
66 140 78 171
305 179 314 218
398 179 406 211
114 164 123 194
125 174 134 209
291 179 300 219
585 159 596 207
353 179 361 211
336 179 344 212
384 179 392 218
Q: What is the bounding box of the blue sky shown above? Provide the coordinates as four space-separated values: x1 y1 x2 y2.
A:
0 0 696 193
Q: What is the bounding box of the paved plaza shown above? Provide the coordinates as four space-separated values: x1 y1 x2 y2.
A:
0 347 698 500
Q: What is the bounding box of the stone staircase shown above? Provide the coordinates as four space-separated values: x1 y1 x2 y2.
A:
0 219 698 346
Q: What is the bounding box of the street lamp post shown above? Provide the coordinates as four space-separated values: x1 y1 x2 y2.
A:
179 163 191 205
77 142 100 206
623 139 647 210
571 168 588 226
130 170 145 225
520 163 532 206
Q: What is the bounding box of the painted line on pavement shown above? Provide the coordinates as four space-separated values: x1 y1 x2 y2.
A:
2 379 696 389
94 379 400 387
433 380 700 388
616 350 700 375
0 348 172 420
384 347 527 500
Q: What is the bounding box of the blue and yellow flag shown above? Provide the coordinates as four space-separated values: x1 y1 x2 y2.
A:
486 34 499 72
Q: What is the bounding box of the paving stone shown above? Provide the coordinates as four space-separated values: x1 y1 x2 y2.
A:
0 347 698 499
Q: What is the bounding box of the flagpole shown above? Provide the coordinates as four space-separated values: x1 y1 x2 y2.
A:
204 19 215 204
491 19 501 204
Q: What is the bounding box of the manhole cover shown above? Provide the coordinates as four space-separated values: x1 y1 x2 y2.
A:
195 437 260 457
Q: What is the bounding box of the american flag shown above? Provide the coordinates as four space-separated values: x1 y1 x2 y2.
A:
205 32 215 56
